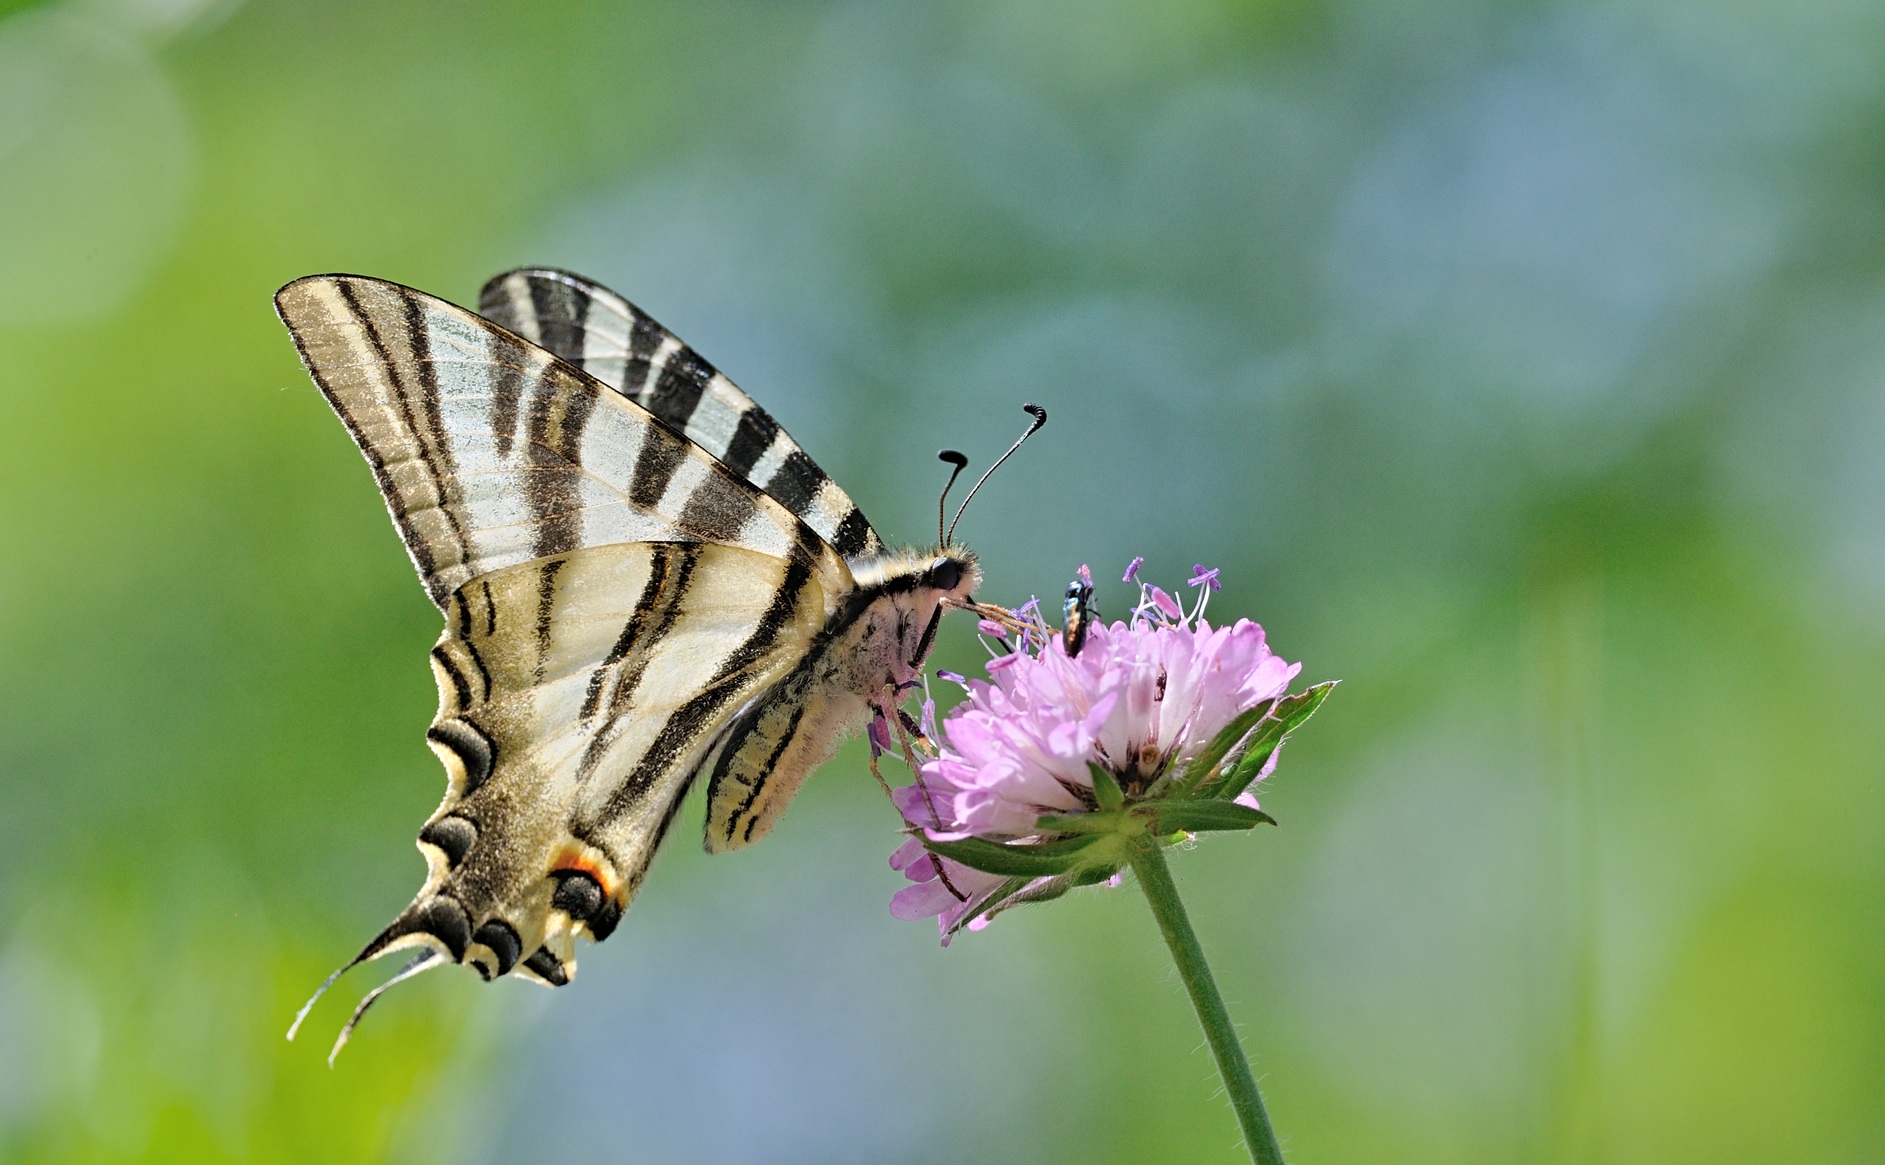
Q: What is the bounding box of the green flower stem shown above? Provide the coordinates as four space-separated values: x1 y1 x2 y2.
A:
1130 842 1286 1165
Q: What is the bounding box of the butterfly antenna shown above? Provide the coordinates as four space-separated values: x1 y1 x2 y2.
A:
935 450 970 546
327 950 443 1067
947 404 1046 544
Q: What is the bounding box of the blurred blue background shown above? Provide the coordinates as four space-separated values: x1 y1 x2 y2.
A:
1 0 1881 1160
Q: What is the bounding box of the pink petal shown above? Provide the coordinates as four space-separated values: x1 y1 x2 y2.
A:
891 880 959 921
889 837 933 876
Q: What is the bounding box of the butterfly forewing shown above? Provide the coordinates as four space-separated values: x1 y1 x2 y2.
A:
276 275 848 608
477 268 883 561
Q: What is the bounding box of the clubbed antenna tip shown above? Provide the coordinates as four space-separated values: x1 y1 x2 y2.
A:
936 450 970 546
947 404 1046 544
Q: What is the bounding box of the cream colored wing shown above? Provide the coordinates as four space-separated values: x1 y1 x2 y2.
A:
386 540 831 986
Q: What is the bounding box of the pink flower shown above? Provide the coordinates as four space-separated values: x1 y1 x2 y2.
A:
889 561 1305 942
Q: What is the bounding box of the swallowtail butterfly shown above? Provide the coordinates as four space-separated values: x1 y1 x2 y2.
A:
277 269 991 1053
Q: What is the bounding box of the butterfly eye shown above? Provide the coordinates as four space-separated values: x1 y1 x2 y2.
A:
929 557 962 591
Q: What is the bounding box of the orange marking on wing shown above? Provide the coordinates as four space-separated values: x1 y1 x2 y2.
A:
550 848 620 899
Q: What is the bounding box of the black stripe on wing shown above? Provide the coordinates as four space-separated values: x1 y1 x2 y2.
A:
578 531 822 833
477 268 882 561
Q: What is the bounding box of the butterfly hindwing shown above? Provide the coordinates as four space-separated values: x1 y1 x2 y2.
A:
412 540 831 984
477 268 883 561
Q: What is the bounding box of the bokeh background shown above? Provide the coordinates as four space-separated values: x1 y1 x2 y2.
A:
2 0 1881 1160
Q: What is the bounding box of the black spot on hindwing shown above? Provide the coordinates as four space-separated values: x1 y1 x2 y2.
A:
589 896 624 942
410 895 472 961
427 718 494 796
551 871 604 922
549 869 620 940
523 946 569 987
418 815 477 868
472 919 522 977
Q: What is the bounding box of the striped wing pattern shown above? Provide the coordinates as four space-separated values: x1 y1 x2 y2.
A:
477 268 883 562
277 275 849 610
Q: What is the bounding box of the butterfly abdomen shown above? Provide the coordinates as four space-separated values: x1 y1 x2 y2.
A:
700 548 981 853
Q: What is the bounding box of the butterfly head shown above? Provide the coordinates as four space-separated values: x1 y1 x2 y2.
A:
846 545 980 685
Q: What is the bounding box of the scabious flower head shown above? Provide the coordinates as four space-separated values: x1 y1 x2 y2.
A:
889 560 1314 942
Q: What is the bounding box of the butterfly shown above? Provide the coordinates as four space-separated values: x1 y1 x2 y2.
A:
276 269 1029 1056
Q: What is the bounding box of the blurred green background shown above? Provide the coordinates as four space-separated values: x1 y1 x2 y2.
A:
2 0 1882 1160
